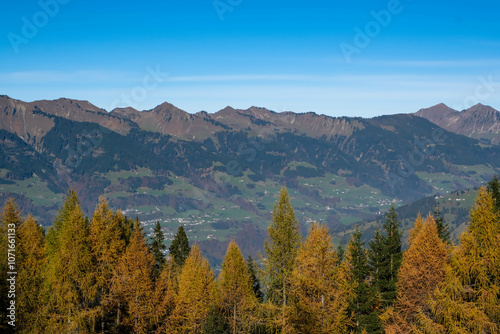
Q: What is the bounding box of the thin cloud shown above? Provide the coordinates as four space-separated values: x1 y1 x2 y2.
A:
362 59 500 68
0 70 138 84
167 74 330 82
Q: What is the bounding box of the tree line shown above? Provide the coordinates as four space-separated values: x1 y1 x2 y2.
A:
0 176 499 333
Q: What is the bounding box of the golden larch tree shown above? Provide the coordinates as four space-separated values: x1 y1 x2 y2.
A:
151 258 178 333
218 240 258 333
427 187 500 332
288 222 354 334
89 196 126 332
43 190 95 332
169 244 216 333
17 214 47 333
382 214 449 333
263 187 301 333
0 199 22 333
111 218 156 333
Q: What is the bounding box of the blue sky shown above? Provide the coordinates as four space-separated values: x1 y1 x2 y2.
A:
1 0 500 117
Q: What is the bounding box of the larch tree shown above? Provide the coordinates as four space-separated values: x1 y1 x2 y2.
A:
454 187 500 326
151 259 177 333
263 187 301 333
288 223 354 334
16 214 47 333
150 221 166 279
218 240 258 334
264 187 301 303
111 218 156 333
382 214 449 333
169 244 216 333
89 196 126 333
44 190 95 332
0 199 22 334
428 187 500 332
346 225 382 334
169 225 191 267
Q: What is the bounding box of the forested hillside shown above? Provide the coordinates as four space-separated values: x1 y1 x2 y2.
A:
1 177 499 333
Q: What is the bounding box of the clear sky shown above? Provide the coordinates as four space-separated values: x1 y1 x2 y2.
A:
1 0 500 117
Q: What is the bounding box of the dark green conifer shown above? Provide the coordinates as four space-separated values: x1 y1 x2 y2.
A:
202 307 230 334
346 226 382 333
246 255 264 302
368 229 384 291
150 221 166 278
487 174 500 211
337 243 345 263
379 205 402 306
434 206 451 244
368 206 402 308
169 225 191 267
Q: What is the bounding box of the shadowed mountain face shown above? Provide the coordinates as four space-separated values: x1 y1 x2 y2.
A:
1 95 499 266
415 103 500 144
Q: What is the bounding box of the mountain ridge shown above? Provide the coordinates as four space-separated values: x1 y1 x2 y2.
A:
414 102 500 144
5 95 499 144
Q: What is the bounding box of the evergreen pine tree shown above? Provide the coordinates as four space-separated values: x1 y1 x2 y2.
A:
150 221 166 278
246 255 264 303
367 229 384 293
336 243 345 263
203 307 230 334
346 225 382 334
434 206 451 244
379 205 403 307
117 213 134 246
488 174 500 211
169 225 191 267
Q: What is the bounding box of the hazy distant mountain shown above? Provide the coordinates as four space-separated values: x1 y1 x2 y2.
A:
415 103 500 145
1 95 499 265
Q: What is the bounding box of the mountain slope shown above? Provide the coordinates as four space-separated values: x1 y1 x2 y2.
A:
415 103 500 144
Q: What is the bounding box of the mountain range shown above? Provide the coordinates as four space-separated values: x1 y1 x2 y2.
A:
1 95 499 265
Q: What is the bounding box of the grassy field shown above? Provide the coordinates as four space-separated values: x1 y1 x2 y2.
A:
0 163 493 250
0 170 63 207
